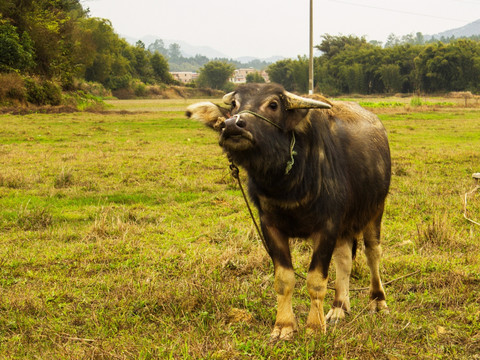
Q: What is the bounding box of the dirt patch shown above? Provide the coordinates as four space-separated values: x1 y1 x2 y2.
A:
0 105 79 115
147 86 223 99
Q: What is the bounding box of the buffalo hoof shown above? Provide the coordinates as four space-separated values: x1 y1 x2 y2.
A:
369 299 389 314
325 307 348 323
269 322 298 342
305 323 326 336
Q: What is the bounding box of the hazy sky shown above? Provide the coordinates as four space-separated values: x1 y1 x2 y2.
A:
82 0 480 58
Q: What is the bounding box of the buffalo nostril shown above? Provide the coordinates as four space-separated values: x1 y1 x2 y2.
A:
224 115 246 130
236 117 246 128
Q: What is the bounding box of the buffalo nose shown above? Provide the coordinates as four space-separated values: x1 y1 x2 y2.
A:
222 115 246 130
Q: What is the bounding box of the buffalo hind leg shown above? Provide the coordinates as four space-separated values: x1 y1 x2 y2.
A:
364 215 388 313
306 233 335 333
326 238 353 323
263 225 298 341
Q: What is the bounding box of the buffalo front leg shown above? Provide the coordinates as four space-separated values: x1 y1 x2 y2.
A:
263 225 297 341
306 233 335 333
271 265 297 340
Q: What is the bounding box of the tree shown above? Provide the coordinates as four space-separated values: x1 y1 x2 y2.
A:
385 33 401 48
414 39 480 93
316 34 367 59
290 56 309 93
132 41 152 82
148 39 168 57
383 44 422 93
151 52 173 84
246 72 265 83
197 61 235 90
339 63 365 93
168 43 182 60
0 20 34 72
267 59 295 91
378 64 402 93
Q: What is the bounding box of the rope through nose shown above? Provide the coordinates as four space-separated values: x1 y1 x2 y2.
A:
237 110 283 130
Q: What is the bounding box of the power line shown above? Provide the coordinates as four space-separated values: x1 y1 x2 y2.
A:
328 0 471 23
451 0 480 4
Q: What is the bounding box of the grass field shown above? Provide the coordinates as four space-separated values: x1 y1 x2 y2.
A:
0 98 479 359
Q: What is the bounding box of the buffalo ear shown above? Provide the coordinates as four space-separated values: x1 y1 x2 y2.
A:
284 109 309 131
223 92 235 105
186 102 230 131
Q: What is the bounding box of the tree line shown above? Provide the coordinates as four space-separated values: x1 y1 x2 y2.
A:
267 34 480 95
196 34 480 95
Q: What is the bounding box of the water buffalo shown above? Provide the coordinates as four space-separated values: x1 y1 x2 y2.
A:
186 83 391 341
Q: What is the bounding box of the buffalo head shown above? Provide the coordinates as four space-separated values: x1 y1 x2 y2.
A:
186 83 331 155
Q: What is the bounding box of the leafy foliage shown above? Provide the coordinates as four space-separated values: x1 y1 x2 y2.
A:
246 71 266 84
267 57 310 92
0 19 34 72
268 34 480 95
150 52 174 84
0 0 172 92
197 61 235 90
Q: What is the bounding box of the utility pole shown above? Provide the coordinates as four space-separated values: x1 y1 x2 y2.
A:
308 0 314 94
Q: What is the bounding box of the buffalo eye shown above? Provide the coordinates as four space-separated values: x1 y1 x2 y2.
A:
268 101 278 110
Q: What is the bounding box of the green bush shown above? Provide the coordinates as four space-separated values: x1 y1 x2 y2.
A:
23 77 62 105
42 80 62 105
134 82 147 97
24 77 46 105
107 75 131 91
74 80 111 98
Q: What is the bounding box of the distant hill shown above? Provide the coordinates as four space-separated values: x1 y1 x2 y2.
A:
236 55 285 63
122 35 285 63
122 35 228 58
428 18 480 40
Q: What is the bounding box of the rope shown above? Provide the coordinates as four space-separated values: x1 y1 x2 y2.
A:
229 162 309 280
237 110 282 130
284 132 297 175
464 184 480 226
229 163 270 254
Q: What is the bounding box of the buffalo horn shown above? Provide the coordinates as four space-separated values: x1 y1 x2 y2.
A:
284 91 332 110
223 92 235 105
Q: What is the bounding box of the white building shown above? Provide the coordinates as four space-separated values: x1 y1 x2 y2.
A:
230 68 269 84
170 72 198 84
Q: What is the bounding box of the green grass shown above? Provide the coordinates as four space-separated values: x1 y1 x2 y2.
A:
1 98 479 359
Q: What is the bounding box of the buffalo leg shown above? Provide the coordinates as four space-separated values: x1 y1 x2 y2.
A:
363 216 388 313
306 233 335 333
263 225 297 341
326 238 353 322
